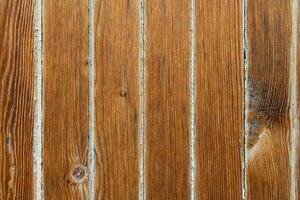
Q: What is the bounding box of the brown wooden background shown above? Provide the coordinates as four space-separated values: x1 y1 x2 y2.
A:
0 0 299 199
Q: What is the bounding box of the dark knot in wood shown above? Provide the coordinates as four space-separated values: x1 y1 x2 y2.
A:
67 164 88 185
120 89 127 97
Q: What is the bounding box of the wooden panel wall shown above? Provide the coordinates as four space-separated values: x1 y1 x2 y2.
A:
94 0 139 199
43 0 88 199
1 0 300 199
0 0 35 199
146 0 190 199
246 1 291 199
196 0 243 199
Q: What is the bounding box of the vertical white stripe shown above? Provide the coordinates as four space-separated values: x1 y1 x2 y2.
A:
290 0 299 199
88 0 96 199
33 0 44 199
138 0 146 199
242 0 249 199
189 0 196 199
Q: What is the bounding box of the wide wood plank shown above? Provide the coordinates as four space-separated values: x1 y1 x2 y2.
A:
94 0 139 199
246 1 291 199
146 1 190 199
43 0 88 199
196 0 243 199
0 0 35 199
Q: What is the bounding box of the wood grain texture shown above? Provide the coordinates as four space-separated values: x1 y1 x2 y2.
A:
196 0 242 199
43 0 88 199
0 0 34 199
246 1 291 199
146 1 190 199
94 0 139 199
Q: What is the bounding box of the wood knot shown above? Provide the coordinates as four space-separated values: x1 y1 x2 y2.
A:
67 164 88 185
120 89 127 97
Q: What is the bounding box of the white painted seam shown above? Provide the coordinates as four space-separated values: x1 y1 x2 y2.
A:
87 0 96 199
33 0 44 199
138 0 146 199
290 0 299 199
189 0 196 199
242 0 249 199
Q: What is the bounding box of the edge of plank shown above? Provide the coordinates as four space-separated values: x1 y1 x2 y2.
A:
138 0 147 199
88 0 96 198
189 0 196 199
33 0 44 199
290 0 299 199
242 0 249 199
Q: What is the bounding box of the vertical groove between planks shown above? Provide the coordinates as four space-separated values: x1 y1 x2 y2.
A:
139 0 146 199
189 0 196 199
88 0 96 199
290 0 299 199
242 0 249 199
33 0 44 199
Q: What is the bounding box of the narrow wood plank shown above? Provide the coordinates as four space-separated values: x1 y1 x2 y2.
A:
246 1 291 199
43 0 88 199
146 1 190 199
0 0 35 199
94 0 139 199
196 0 242 199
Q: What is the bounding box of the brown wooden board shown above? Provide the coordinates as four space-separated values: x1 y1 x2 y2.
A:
246 0 291 199
94 0 140 199
196 0 243 199
43 0 89 199
145 0 190 199
0 0 35 199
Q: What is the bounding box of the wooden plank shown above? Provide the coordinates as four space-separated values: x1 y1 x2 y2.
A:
0 0 35 199
146 0 190 199
196 0 242 199
43 0 88 199
246 1 291 199
94 0 139 199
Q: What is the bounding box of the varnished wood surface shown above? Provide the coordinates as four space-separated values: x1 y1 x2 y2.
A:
246 0 291 199
146 1 190 199
196 0 243 199
0 0 35 199
43 0 89 199
94 0 140 199
0 0 299 199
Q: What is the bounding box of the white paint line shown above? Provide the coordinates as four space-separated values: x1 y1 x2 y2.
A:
33 0 44 199
242 0 249 199
87 0 96 199
138 0 146 199
290 0 299 199
189 0 196 199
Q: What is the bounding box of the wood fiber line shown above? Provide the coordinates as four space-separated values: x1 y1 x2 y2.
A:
146 0 190 199
246 1 292 199
0 0 35 199
196 0 243 199
94 0 139 199
43 0 88 199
